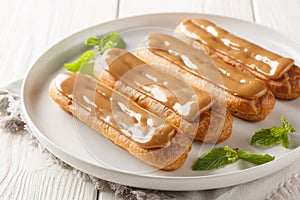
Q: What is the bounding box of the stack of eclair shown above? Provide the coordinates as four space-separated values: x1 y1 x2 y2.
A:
49 18 300 171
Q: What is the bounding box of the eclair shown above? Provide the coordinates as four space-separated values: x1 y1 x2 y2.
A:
136 33 276 121
95 48 232 143
49 72 193 170
176 18 300 100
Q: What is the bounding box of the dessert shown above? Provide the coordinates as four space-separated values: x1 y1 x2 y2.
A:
95 48 232 143
136 33 276 121
176 18 300 99
49 72 193 170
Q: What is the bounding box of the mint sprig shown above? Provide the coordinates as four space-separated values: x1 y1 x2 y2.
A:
192 146 237 170
192 146 274 171
64 32 126 74
85 32 126 54
251 116 296 148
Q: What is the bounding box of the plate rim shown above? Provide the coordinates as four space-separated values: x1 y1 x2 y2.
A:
21 12 300 191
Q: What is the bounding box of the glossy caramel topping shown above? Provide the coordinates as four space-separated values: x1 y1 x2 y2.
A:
143 33 267 99
102 48 212 121
179 18 294 80
55 72 176 149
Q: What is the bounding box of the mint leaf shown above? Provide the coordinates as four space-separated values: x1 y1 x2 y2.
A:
280 132 289 148
98 32 126 53
64 50 97 72
281 116 296 133
85 37 101 46
251 116 296 148
193 147 276 171
85 32 126 53
237 150 275 165
250 128 281 146
192 146 238 170
270 127 285 138
64 32 126 75
101 40 120 53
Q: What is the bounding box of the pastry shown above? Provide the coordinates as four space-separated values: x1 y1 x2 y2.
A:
95 48 233 143
176 18 300 99
49 72 193 170
136 33 276 121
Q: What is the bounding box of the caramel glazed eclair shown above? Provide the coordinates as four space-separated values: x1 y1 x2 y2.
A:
136 33 276 121
49 49 233 170
49 72 192 170
95 48 232 143
176 18 300 100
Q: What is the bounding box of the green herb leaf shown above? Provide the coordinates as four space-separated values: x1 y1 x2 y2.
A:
251 117 296 148
64 50 97 72
192 147 276 171
85 32 126 53
250 128 281 146
237 150 275 165
280 131 289 148
65 32 126 75
281 116 296 133
98 32 126 53
192 146 238 170
85 37 101 46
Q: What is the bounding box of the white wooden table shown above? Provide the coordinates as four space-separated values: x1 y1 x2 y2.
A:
1 0 300 199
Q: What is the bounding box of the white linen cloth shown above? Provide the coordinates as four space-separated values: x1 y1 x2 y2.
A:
1 79 300 200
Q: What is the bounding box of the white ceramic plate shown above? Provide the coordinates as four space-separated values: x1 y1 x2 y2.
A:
21 13 300 191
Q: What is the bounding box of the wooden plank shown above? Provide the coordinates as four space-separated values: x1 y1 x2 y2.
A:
119 0 253 21
0 0 119 199
0 131 96 199
0 0 118 86
252 0 300 43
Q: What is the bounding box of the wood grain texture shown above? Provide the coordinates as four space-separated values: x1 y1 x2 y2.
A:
0 0 255 200
0 0 118 86
0 131 96 200
119 0 253 21
0 0 118 199
252 0 300 43
2 0 299 199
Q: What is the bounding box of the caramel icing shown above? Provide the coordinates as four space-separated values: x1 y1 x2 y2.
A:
55 72 176 149
102 48 212 121
179 18 294 80
143 33 267 99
